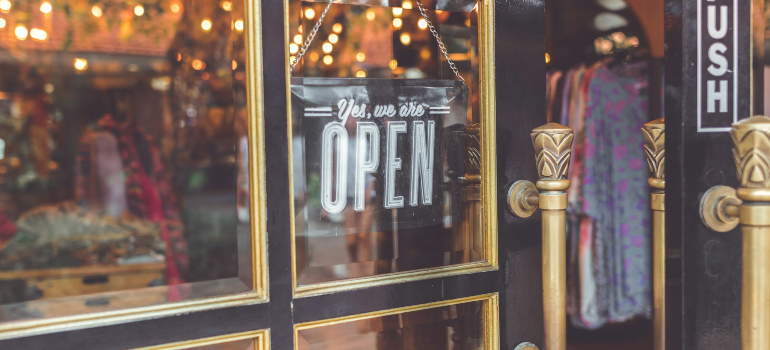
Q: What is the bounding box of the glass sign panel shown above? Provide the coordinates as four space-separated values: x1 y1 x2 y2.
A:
290 0 486 287
0 0 260 325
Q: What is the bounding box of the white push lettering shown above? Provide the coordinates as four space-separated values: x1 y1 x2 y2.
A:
707 42 728 76
707 5 728 39
707 80 728 113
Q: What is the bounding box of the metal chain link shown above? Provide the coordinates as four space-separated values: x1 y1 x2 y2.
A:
290 0 334 73
415 1 465 84
290 0 466 85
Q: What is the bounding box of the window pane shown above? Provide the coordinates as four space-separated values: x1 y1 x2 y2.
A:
290 0 485 286
0 0 257 324
297 300 486 350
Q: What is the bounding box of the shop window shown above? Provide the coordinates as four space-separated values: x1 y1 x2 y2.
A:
0 0 265 327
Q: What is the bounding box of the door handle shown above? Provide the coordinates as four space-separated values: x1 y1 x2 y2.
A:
643 118 666 350
700 116 770 350
509 123 573 350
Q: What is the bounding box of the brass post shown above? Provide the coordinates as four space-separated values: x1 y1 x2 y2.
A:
532 123 573 350
643 118 665 350
730 116 770 350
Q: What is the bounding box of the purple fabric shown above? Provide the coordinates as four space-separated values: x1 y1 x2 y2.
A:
582 61 651 323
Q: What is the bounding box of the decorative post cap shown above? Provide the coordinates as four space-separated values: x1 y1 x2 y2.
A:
531 123 574 182
642 118 665 184
730 116 770 189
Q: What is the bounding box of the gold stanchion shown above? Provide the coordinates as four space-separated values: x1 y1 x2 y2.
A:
642 118 665 350
509 123 573 350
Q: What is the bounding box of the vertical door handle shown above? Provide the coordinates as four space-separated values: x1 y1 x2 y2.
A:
700 116 770 350
643 118 666 350
509 123 573 350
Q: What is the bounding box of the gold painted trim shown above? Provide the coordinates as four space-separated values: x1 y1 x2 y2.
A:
287 0 498 297
133 329 270 350
293 293 499 349
0 0 269 339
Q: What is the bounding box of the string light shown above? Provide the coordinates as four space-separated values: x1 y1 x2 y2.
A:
402 1 412 9
356 70 366 77
298 25 303 33
399 33 410 45
418 18 427 30
170 1 181 13
30 28 47 41
232 60 237 70
323 55 333 65
192 59 205 70
234 19 244 31
290 56 296 65
332 23 342 33
322 42 332 54
392 7 402 16
356 52 365 62
39 1 52 14
134 5 144 16
309 52 319 62
0 0 10 12
419 48 430 59
201 18 212 32
365 9 375 21
545 53 550 64
328 33 338 44
14 25 27 40
293 34 303 45
289 43 299 54
392 18 402 29
220 0 232 11
304 8 315 20
0 18 5 28
389 59 398 70
91 5 102 17
73 58 88 71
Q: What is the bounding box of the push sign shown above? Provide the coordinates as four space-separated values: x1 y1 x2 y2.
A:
291 78 468 235
697 0 748 132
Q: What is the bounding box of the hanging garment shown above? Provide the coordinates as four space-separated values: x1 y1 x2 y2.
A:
581 61 652 323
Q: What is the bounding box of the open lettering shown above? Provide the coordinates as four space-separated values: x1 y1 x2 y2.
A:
320 120 436 214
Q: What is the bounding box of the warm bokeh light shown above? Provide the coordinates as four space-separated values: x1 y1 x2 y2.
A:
332 23 342 33
170 2 181 13
177 53 182 61
355 52 365 62
0 0 10 12
402 1 412 9
365 9 375 21
392 18 402 29
290 56 296 65
0 18 5 28
328 33 338 44
392 7 402 16
418 18 427 30
304 8 315 20
323 55 333 65
234 19 244 31
309 52 319 62
192 59 205 70
545 52 550 64
389 59 398 70
232 60 237 70
91 5 102 17
73 58 88 71
293 34 303 45
419 48 430 59
39 1 52 14
355 70 366 77
15 25 27 40
220 0 232 11
134 5 144 16
289 43 299 54
322 42 332 54
399 33 410 45
30 28 47 41
201 18 212 32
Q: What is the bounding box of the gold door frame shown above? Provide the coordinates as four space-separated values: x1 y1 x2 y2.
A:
0 0 269 340
134 329 270 350
285 0 498 298
293 293 499 350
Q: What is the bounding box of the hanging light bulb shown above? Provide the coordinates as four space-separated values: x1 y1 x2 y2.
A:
418 18 427 30
332 23 342 34
220 0 232 11
39 1 52 14
304 8 315 20
91 5 102 17
134 5 144 16
14 25 27 40
392 18 402 29
392 7 402 16
289 43 299 54
170 1 182 13
356 52 365 62
30 28 47 41
234 19 244 32
322 42 332 54
293 34 303 45
0 0 11 12
328 33 338 44
201 18 213 32
402 1 412 9
323 55 333 65
0 18 6 28
73 58 88 71
400 33 411 45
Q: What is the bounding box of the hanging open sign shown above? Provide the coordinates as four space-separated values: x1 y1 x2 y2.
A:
291 77 468 235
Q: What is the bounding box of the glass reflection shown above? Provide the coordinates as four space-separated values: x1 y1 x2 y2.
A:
297 300 485 350
291 0 483 286
0 0 254 322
